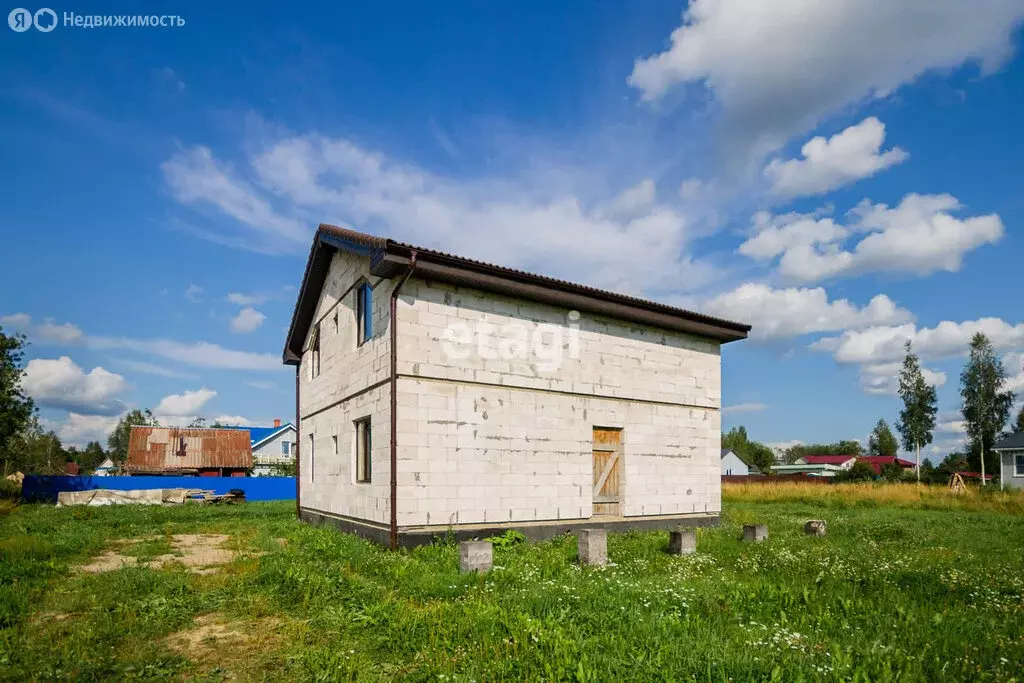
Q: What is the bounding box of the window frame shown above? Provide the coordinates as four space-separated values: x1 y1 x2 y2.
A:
355 417 372 483
356 282 372 346
1014 452 1024 477
281 440 291 456
309 323 321 379
308 433 315 483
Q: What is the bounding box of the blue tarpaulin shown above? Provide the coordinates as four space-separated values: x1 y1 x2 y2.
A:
21 475 296 503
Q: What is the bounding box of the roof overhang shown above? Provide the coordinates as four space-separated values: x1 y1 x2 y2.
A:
283 225 752 365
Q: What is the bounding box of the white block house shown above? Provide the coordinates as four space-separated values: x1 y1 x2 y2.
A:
283 225 750 547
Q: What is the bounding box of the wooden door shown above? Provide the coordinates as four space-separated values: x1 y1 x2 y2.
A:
592 427 622 516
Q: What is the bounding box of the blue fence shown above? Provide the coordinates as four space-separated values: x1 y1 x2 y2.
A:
22 475 296 503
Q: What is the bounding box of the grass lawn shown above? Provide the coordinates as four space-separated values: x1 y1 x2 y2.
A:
1 492 1023 681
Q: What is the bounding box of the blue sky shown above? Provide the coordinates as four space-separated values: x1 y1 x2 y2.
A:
2 1 1023 458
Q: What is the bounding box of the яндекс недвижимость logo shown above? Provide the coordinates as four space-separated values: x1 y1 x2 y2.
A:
8 7 56 32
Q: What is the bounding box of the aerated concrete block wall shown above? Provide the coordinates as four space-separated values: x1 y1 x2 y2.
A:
392 278 722 529
299 250 395 525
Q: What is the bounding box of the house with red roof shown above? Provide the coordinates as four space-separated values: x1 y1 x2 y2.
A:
773 454 916 478
856 456 916 476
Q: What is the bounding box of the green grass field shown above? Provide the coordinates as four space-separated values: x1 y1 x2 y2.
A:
1 495 1022 681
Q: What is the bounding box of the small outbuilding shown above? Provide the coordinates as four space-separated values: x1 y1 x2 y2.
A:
126 426 252 476
283 225 750 548
721 449 760 476
994 432 1024 490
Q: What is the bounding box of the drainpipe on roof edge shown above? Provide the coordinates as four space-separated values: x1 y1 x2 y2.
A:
390 250 418 550
295 365 301 520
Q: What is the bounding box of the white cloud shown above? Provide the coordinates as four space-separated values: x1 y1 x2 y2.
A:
1 313 32 328
764 118 908 198
229 307 266 334
1004 352 1024 393
857 361 947 396
162 146 310 250
2 314 281 371
185 284 203 302
114 359 197 380
815 318 1024 366
245 380 279 391
723 402 768 414
739 210 848 261
210 415 256 427
22 357 127 416
628 0 1024 160
746 194 1003 283
703 283 913 341
155 388 217 417
936 417 967 434
49 413 121 448
227 292 266 306
163 135 721 296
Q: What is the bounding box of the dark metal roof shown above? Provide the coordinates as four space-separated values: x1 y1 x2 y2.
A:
126 427 253 473
283 224 752 364
994 432 1024 450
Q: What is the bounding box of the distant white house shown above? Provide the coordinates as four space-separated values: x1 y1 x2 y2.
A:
223 421 298 476
93 458 116 476
994 432 1024 490
721 449 760 476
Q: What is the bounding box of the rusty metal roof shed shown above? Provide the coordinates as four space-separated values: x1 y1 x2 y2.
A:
126 426 253 473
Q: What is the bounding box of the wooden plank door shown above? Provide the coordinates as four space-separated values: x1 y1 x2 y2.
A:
592 427 622 516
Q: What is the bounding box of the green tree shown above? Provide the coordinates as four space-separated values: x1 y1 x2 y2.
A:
188 417 207 428
835 460 876 482
960 333 1014 484
868 419 899 457
722 425 774 474
0 327 36 476
784 440 863 463
895 340 938 482
1014 405 1024 434
107 409 159 466
5 419 65 474
75 441 108 473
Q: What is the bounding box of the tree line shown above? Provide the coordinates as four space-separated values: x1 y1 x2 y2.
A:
724 333 1022 483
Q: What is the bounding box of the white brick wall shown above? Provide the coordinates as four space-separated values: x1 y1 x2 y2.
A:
299 250 394 523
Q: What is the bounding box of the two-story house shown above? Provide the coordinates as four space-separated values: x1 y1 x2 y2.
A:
283 224 750 548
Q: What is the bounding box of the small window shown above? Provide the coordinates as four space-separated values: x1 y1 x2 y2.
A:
332 435 339 456
308 434 315 482
356 283 372 345
309 323 321 379
355 418 371 483
333 309 339 333
281 441 291 456
1015 453 1024 477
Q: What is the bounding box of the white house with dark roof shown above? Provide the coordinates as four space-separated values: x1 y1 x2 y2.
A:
282 224 750 548
994 432 1024 490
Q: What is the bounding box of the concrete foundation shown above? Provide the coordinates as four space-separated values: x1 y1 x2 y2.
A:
668 528 697 555
742 524 767 542
578 529 608 566
804 520 827 536
459 541 493 573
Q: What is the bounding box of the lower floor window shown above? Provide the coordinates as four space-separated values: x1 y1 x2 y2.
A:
355 418 371 483
1015 453 1024 477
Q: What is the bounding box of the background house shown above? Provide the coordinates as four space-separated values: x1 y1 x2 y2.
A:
721 448 760 476
126 426 252 476
223 420 297 476
994 433 1024 490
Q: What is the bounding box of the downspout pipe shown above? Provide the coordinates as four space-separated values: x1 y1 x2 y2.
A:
389 250 418 550
295 366 301 519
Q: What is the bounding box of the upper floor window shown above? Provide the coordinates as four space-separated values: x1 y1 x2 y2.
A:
309 323 321 379
357 282 372 345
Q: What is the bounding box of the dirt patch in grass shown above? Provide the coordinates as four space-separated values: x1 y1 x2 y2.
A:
79 534 238 574
166 613 285 667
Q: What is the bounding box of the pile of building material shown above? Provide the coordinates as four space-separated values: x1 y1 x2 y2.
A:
56 488 245 507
